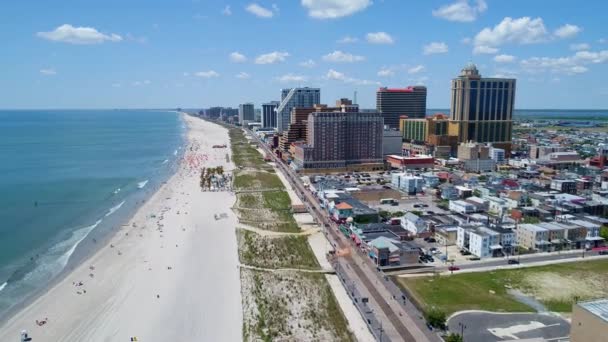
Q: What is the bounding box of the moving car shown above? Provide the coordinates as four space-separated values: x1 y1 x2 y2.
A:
448 266 460 271
508 259 520 264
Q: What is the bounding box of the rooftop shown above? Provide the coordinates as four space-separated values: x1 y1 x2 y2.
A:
578 298 608 323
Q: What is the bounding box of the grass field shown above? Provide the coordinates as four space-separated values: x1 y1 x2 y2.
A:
237 230 320 270
397 259 608 315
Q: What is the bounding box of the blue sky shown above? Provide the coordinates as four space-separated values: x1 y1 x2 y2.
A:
1 0 607 109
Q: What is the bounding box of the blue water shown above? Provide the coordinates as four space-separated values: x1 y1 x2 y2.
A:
0 110 183 316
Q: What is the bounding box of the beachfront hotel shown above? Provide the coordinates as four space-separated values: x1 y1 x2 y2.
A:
448 63 516 154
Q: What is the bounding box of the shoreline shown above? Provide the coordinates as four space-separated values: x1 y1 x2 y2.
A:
0 114 243 341
0 111 187 324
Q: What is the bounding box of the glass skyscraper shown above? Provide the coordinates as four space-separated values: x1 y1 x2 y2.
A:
449 63 516 151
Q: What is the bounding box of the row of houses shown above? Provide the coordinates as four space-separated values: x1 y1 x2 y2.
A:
455 215 605 258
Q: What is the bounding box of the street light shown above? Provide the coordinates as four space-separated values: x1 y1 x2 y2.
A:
459 322 467 341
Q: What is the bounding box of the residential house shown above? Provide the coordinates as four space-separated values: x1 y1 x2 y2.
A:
401 212 428 237
517 223 551 252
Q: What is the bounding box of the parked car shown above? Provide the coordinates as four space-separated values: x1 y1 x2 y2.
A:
508 259 520 264
448 266 460 271
427 238 436 243
599 250 608 255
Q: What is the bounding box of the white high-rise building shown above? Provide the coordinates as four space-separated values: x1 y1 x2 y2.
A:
276 87 320 133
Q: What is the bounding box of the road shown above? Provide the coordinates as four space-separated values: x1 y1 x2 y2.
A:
245 128 439 342
438 248 606 273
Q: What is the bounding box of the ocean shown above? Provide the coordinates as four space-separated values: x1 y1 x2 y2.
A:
0 110 184 318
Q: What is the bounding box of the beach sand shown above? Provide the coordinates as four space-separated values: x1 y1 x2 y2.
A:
0 115 242 342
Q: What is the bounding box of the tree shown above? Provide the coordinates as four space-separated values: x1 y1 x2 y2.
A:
522 216 540 224
445 333 463 342
425 309 447 329
600 226 608 240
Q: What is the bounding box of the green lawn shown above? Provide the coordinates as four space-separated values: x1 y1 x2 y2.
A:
397 259 608 315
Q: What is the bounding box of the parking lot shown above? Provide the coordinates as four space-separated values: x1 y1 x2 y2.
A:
368 195 449 216
447 311 570 342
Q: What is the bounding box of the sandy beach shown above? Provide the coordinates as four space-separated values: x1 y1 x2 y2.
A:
0 115 242 341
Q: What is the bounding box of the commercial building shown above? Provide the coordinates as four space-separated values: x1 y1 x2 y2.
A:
385 154 434 170
377 86 427 129
490 147 506 164
449 63 515 154
383 129 403 155
238 103 255 124
261 101 279 129
401 212 428 236
279 107 317 151
529 145 566 159
276 87 321 133
293 111 384 170
391 173 424 194
457 142 496 172
570 298 608 342
551 179 577 194
399 114 450 143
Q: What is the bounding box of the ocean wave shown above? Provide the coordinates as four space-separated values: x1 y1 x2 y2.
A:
137 180 149 189
161 159 169 164
173 149 178 156
54 219 102 269
0 282 6 292
105 201 125 217
113 188 121 195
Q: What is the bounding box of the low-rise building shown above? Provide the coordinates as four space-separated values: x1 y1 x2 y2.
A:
457 226 502 258
449 200 478 214
517 223 550 251
391 173 424 194
551 179 577 194
401 212 428 236
570 298 608 342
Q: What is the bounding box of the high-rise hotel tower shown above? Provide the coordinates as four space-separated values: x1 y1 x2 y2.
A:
449 63 515 153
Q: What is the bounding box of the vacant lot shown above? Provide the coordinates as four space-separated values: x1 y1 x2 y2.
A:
397 259 608 315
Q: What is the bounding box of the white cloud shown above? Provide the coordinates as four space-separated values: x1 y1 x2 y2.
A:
325 69 378 85
299 59 316 68
599 38 607 44
473 45 499 54
230 52 247 63
432 0 487 23
183 72 190 77
377 68 394 77
236 72 251 79
337 36 358 44
574 50 608 63
195 70 220 78
520 49 608 75
222 5 232 15
276 73 308 83
326 69 346 81
37 24 122 44
473 17 548 51
301 0 371 19
255 51 290 64
554 24 582 39
366 32 394 44
322 50 365 63
408 65 426 74
494 54 516 63
423 42 448 55
39 68 57 75
246 3 274 18
570 43 590 51
132 80 151 86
